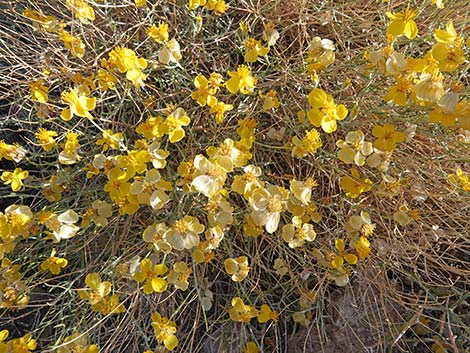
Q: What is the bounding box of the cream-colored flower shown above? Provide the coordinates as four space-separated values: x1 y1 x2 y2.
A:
249 186 289 233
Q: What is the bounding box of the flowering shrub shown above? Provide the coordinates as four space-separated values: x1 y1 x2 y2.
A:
0 0 469 352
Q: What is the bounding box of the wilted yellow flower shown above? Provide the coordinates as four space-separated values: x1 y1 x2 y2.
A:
23 8 60 32
224 256 249 281
258 304 279 323
96 129 124 151
65 0 95 24
159 38 182 64
261 90 280 110
229 297 258 323
165 215 204 250
336 130 373 165
59 30 85 58
281 216 316 248
56 332 98 353
30 79 48 103
167 261 192 290
35 128 57 152
59 132 81 165
44 209 80 243
262 22 280 47
306 37 335 74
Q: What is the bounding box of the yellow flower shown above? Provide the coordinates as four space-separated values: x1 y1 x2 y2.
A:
35 128 57 152
384 74 411 106
30 79 48 102
133 258 168 294
60 88 96 120
329 239 358 269
372 123 405 152
258 304 279 323
147 22 169 44
59 30 85 58
307 88 348 133
224 256 250 282
82 200 113 227
188 0 207 10
159 108 190 143
432 43 466 72
244 37 269 63
56 332 98 353
1 168 29 192
65 0 95 24
191 74 218 107
135 0 146 6
158 38 182 64
231 165 263 199
4 333 37 353
209 100 233 124
108 46 147 87
205 0 228 16
40 249 68 274
151 312 178 351
340 168 373 199
226 65 256 94
447 168 470 192
386 8 418 40
229 297 258 323
291 128 322 158
354 236 371 259
78 272 111 305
